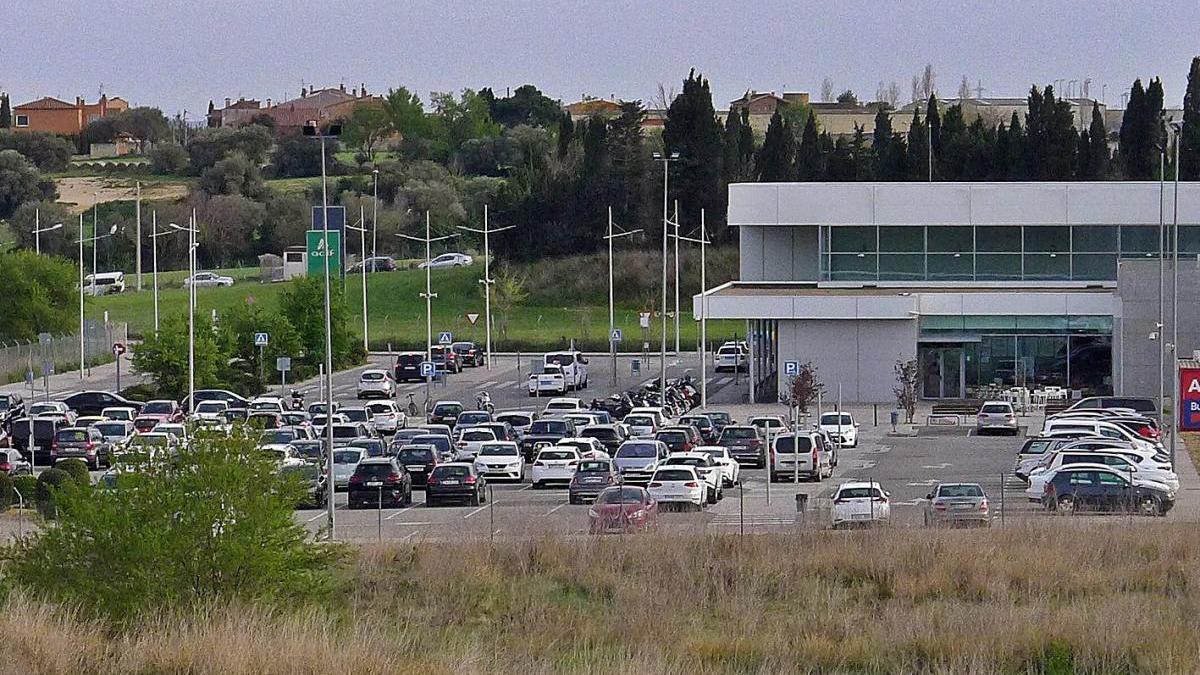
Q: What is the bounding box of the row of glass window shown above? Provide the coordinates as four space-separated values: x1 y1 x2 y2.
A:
919 315 1112 335
822 225 1199 281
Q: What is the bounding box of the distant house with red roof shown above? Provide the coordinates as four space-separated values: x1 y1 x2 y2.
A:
12 94 128 135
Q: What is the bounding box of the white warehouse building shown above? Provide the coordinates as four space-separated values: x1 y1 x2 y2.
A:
696 181 1200 403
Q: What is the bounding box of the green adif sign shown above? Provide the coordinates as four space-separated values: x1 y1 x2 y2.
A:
306 229 342 277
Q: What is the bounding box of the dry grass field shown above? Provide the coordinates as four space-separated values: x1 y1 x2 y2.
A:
2 523 1198 674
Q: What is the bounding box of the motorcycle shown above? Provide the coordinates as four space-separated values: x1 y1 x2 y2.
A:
290 389 306 411
476 391 494 415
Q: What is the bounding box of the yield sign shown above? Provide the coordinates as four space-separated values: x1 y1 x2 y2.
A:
466 312 480 325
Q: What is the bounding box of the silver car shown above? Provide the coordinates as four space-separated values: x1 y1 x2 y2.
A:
976 401 1018 436
923 483 990 527
332 448 364 490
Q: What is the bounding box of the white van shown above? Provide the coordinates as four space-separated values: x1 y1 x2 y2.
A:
543 350 589 391
84 272 126 296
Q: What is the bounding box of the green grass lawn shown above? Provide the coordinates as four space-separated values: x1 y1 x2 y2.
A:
93 263 742 351
264 177 322 195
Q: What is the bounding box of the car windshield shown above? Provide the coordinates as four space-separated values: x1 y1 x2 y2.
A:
361 372 385 381
196 401 225 412
546 354 575 366
657 432 686 443
582 428 617 439
753 418 783 428
459 412 490 423
538 450 575 461
55 429 89 442
342 410 369 422
144 402 173 414
355 462 396 478
981 404 1012 413
617 443 657 459
937 484 984 498
95 423 128 437
1022 439 1057 455
774 436 813 453
624 416 653 426
652 468 694 481
530 420 568 434
667 457 706 467
701 449 725 459
595 487 645 504
351 440 384 452
433 404 463 415
578 460 611 472
249 401 279 411
398 447 435 462
479 444 517 457
332 426 360 439
262 430 295 444
333 450 362 464
837 487 881 499
460 430 495 442
820 414 853 425
497 414 532 426
721 427 757 439
545 402 577 411
431 465 470 479
366 403 393 414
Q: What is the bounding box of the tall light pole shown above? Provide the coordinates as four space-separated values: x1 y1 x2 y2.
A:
458 204 513 371
135 181 142 291
346 207 370 352
603 206 641 386
371 169 379 262
151 212 184 333
304 119 341 541
673 200 681 355
77 218 118 379
652 151 680 394
1158 141 1166 439
399 213 457 402
1170 120 1182 468
671 209 711 408
31 210 62 254
169 216 199 414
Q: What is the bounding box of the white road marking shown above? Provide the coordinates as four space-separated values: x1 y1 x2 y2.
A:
304 512 326 523
464 503 491 519
542 502 567 517
384 505 415 520
922 463 952 470
389 521 432 526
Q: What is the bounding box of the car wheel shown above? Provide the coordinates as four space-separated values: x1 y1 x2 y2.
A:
471 491 481 506
1139 496 1160 517
707 488 718 505
1057 495 1076 515
426 498 437 507
569 495 579 505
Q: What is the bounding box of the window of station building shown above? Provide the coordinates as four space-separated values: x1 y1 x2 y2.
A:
1071 253 1117 280
1072 225 1117 252
1024 226 1070 254
878 254 924 280
1023 253 1070 280
1119 225 1159 257
878 226 923 252
828 253 877 281
976 226 1021 253
975 253 1022 281
828 226 876 253
927 226 972 253
926 253 973 280
1180 226 1200 256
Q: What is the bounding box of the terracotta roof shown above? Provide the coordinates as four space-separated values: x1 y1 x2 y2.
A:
15 96 76 110
275 88 357 110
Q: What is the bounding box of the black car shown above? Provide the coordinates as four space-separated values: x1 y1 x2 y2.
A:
347 457 413 508
578 424 628 453
282 463 327 509
451 341 485 367
11 417 68 466
705 411 734 433
678 414 718 444
520 418 576 462
425 463 487 506
292 439 324 465
396 444 439 487
568 458 618 504
411 433 453 461
717 425 766 467
52 426 112 470
1043 467 1173 516
394 352 426 382
429 401 465 429
59 391 144 418
429 346 462 374
182 389 250 412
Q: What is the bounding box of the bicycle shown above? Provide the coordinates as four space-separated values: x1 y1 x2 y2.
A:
405 393 419 418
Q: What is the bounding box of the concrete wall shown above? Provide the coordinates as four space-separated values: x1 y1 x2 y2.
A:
1116 259 1200 398
737 225 819 282
777 318 918 403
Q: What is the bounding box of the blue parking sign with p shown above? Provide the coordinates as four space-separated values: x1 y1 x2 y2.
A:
783 361 799 376
419 361 436 378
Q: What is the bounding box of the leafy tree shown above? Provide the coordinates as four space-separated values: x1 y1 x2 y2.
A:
7 429 338 622
1182 57 1200 180
0 250 78 341
0 149 56 218
1024 85 1077 180
342 104 391 161
427 89 502 162
482 84 562 128
194 194 268 267
149 143 189 174
116 107 172 142
0 93 10 128
662 69 725 241
490 262 528 340
279 276 359 371
132 313 226 399
836 90 859 105
185 126 272 174
893 359 919 423
272 135 336 178
200 151 266 198
794 110 824 181
7 200 75 256
218 302 307 387
0 130 74 171
780 361 823 416
756 111 792 181
556 111 575 158
382 87 428 154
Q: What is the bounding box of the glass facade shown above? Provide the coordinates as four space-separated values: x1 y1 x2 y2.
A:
821 224 1200 282
917 315 1113 398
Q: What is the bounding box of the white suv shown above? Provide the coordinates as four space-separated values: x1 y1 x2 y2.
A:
770 431 831 482
831 481 891 528
356 369 396 399
543 351 589 390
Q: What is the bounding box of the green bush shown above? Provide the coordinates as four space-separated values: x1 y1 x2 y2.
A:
0 472 12 511
11 475 37 507
55 459 91 486
35 468 71 519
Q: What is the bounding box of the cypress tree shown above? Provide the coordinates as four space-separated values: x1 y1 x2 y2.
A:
907 108 929 180
0 94 10 129
850 123 874 180
871 108 899 180
756 110 792 181
827 136 854 181
722 108 741 182
1119 79 1149 178
556 111 574 158
993 121 1010 179
1007 112 1026 180
1182 56 1200 180
1146 77 1166 178
1082 102 1109 179
662 69 725 234
926 94 942 177
737 108 756 177
794 113 822 180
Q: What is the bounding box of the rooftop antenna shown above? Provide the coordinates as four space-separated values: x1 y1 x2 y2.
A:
974 80 985 99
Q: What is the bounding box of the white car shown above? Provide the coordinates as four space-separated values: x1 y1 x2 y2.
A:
818 411 858 448
29 401 76 425
454 427 498 461
622 414 658 438
831 481 891 528
529 365 568 396
1042 418 1160 454
248 396 288 414
543 397 585 415
628 407 669 428
646 465 705 510
94 420 135 446
332 447 364 490
258 443 306 468
191 400 229 421
356 369 396 399
473 441 525 481
553 437 610 460
155 423 188 442
365 400 405 434
695 445 740 487
531 447 580 488
183 271 234 288
662 452 722 503
543 351 589 390
713 343 748 372
749 415 788 442
101 406 137 421
419 252 473 269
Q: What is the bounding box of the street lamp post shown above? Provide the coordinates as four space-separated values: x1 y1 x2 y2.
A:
372 169 379 262
31 209 63 255
1170 120 1183 467
673 200 681 355
458 204 514 371
670 209 711 408
77 218 118 379
150 212 184 333
399 213 457 405
603 206 641 386
652 151 680 395
1158 143 1166 441
346 206 371 352
168 216 199 415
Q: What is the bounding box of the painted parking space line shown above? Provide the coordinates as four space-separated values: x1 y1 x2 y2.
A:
304 512 326 523
464 503 492 519
384 505 416 520
543 502 567 517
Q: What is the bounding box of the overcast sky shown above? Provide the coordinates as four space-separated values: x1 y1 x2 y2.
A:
5 0 1197 119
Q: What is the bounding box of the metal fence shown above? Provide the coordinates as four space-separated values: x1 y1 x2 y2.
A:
0 322 128 382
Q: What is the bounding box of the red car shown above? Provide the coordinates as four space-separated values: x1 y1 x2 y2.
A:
588 485 658 534
134 399 184 432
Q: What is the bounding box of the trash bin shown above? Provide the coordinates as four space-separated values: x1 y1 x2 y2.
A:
794 493 808 513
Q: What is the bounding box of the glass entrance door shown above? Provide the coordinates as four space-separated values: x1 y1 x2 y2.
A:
920 346 965 399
